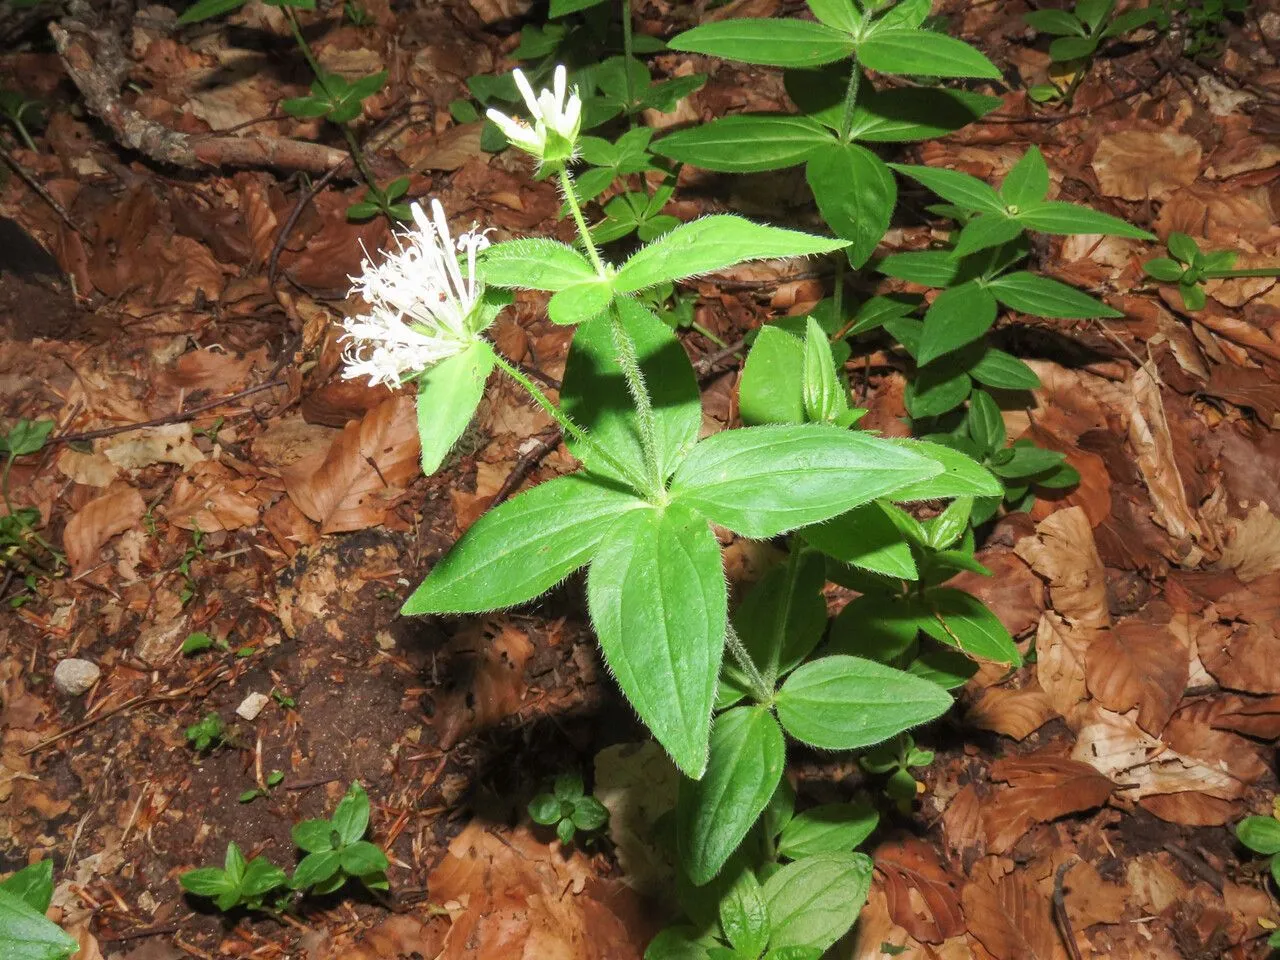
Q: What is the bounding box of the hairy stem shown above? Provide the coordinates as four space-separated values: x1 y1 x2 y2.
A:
837 57 862 143
557 165 607 276
621 0 636 121
491 352 646 492
609 305 663 496
725 622 772 704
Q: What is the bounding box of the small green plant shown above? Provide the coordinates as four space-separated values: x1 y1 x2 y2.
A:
1236 804 1280 949
343 0 373 26
185 712 226 752
0 859 79 959
0 89 41 152
181 631 225 655
290 782 389 894
1155 0 1248 57
1024 0 1159 103
271 688 297 709
1144 231 1280 311
529 772 610 845
177 524 205 605
179 842 289 912
240 770 286 803
1 419 62 583
860 733 934 814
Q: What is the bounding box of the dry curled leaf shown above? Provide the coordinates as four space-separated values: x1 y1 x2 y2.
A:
962 860 1063 960
981 750 1115 854
967 681 1057 740
64 483 145 575
873 836 966 944
431 620 534 750
1085 605 1190 736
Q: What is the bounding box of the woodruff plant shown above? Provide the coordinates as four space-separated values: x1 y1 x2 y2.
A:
343 59 1003 955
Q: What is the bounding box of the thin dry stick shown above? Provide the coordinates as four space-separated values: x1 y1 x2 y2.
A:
0 141 84 233
491 428 563 508
1052 859 1084 960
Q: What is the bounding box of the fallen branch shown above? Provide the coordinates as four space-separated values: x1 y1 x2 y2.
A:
50 20 358 175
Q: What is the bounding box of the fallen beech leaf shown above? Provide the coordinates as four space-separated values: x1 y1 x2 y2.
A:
1091 128 1201 201
164 346 261 393
1139 790 1240 826
166 461 261 532
967 681 1057 740
1164 700 1268 784
431 620 534 750
1199 574 1280 694
102 423 206 470
962 860 1061 960
1085 605 1190 735
1031 613 1091 726
282 394 419 533
941 783 986 863
873 836 966 944
1015 507 1110 630
1198 692 1280 738
64 483 145 575
1061 860 1125 928
1126 365 1203 552
981 750 1114 854
1215 503 1280 582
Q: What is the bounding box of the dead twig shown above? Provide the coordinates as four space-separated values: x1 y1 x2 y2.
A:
0 141 85 234
1052 859 1085 960
491 428 563 508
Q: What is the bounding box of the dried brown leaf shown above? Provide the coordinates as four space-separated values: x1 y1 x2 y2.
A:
432 620 534 750
1085 609 1189 735
64 483 145 575
981 750 1115 854
1015 507 1109 629
962 860 1063 960
1091 128 1202 201
967 681 1057 740
873 836 966 944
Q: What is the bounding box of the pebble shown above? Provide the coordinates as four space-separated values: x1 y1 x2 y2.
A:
236 692 269 721
53 659 101 696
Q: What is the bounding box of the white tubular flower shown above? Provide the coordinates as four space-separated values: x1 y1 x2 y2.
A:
485 65 582 165
341 199 493 389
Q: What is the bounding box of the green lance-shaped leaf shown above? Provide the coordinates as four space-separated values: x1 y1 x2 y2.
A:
613 216 847 294
1024 9 1088 36
951 214 1026 260
774 654 953 750
806 143 896 269
846 88 1005 143
806 0 862 33
986 272 1123 319
967 388 1007 455
733 549 828 681
481 238 598 292
890 163 1006 215
331 782 371 845
971 347 1041 390
1237 816 1280 855
1014 201 1155 239
401 474 646 614
879 250 964 288
800 501 918 580
668 19 857 69
678 706 786 884
668 424 942 539
0 862 54 914
561 298 701 485
884 438 1003 500
1000 147 1051 209
917 281 998 366
587 505 726 778
776 798 880 859
920 588 1022 665
0 888 80 960
763 852 874 951
856 29 1002 79
548 279 616 325
802 317 843 423
653 115 835 174
739 326 807 426
719 868 771 958
415 341 495 475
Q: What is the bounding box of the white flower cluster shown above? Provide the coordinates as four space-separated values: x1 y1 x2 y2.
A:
341 200 493 388
486 65 582 165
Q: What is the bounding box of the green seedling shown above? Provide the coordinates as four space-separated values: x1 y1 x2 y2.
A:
1236 802 1280 949
177 524 205 605
186 712 227 752
1155 0 1248 57
529 772 610 846
0 89 41 152
290 782 389 894
1144 231 1280 311
240 770 286 803
180 842 289 912
1024 0 1159 103
1 419 63 579
343 0 373 26
860 733 935 814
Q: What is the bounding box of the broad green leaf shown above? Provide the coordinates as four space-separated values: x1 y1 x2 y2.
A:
678 707 786 884
763 852 873 950
224 842 247 884
1 420 55 457
967 388 1006 454
549 0 607 14
806 0 862 33
904 364 971 419
878 250 962 287
774 655 952 749
401 475 645 614
561 299 701 483
777 799 879 858
653 116 834 173
614 216 847 294
529 793 564 825
415 341 495 475
733 550 828 681
1237 817 1280 855
849 88 1004 142
240 858 288 897
0 888 80 960
332 782 371 845
739 326 806 426
827 592 923 663
668 19 857 68
1167 232 1201 263
886 438 1002 499
180 867 235 897
970 347 1040 389
800 502 917 579
1049 34 1099 60
1103 7 1158 36
857 29 1002 79
481 238 598 291
1024 9 1087 35
292 851 342 890
178 0 247 23
339 841 389 876
909 646 979 689
572 796 609 830
918 281 998 366
292 819 335 853
1015 201 1154 239
588 505 726 777
806 143 896 268
845 294 921 336
921 588 1021 664
951 214 1025 259
987 272 1122 318
669 425 942 539
719 868 771 958
645 927 713 960
0 862 53 913
548 279 615 325
990 444 1067 479
890 163 1005 214
1000 147 1051 208
803 317 843 422
876 0 932 29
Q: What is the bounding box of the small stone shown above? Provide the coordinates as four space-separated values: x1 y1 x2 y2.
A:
236 692 269 721
53 659 101 696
